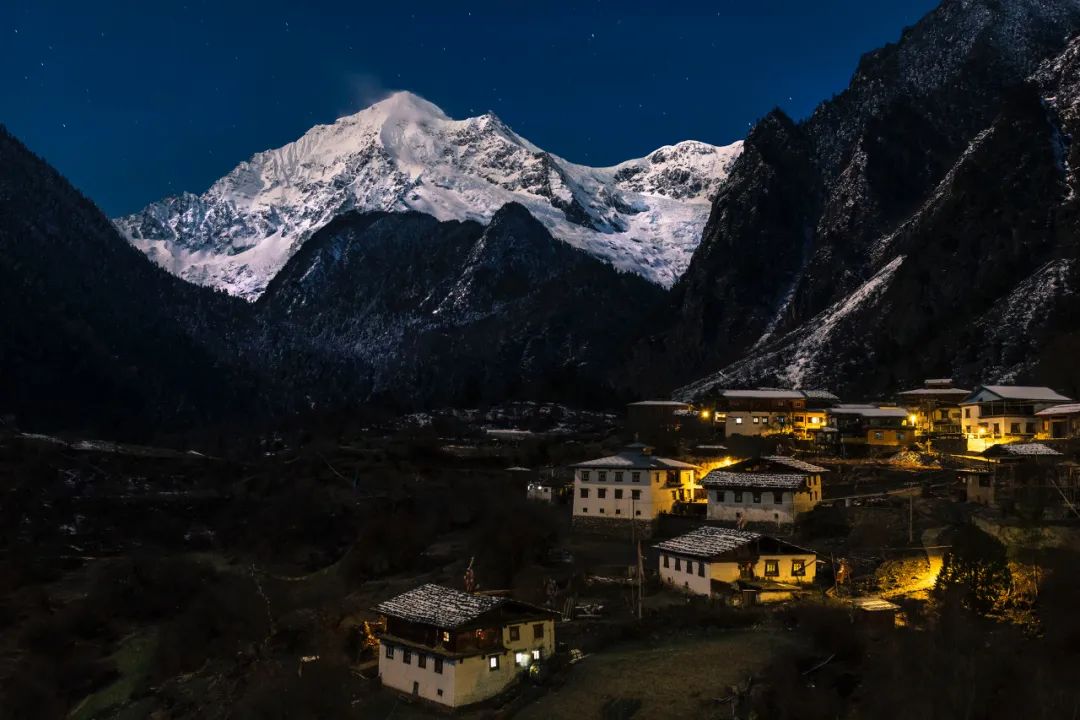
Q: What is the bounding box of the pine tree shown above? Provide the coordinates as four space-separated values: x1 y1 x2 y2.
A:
932 523 1012 616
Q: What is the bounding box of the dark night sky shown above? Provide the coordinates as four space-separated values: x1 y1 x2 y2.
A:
2 0 939 217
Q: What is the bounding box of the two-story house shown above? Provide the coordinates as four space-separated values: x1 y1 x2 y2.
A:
655 526 816 600
896 379 970 437
1035 402 1080 440
571 445 699 526
960 385 1072 451
375 584 558 708
701 456 827 525
826 405 914 447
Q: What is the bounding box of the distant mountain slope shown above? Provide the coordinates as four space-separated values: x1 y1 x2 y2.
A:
0 125 254 437
672 0 1080 399
117 91 742 299
254 203 666 408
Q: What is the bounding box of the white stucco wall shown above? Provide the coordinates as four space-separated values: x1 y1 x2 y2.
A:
573 468 694 521
379 618 556 708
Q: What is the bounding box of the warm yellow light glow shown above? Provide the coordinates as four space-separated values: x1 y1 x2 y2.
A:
700 409 711 420
908 414 917 425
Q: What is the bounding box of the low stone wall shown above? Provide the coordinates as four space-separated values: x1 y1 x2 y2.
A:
571 515 656 539
973 515 1080 550
654 513 795 539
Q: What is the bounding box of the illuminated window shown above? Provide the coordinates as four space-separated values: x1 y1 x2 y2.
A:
811 417 821 424
791 560 806 576
489 655 500 671
442 631 450 643
509 625 520 641
735 417 743 425
752 417 760 424
515 651 529 667
532 649 541 661
764 560 779 577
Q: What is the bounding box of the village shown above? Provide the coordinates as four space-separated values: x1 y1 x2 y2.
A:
4 381 1080 719
364 380 1080 716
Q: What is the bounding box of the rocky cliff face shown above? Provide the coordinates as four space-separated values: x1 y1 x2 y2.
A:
673 0 1080 399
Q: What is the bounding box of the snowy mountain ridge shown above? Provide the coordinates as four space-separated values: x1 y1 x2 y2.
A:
116 91 742 299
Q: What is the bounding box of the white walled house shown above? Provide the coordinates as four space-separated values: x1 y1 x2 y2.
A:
702 456 826 526
655 526 817 599
375 584 558 708
571 445 699 523
960 385 1072 451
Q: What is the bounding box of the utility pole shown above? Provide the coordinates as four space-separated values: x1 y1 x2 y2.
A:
908 493 914 544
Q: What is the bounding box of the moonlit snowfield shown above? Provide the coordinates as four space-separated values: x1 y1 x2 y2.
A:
117 91 742 300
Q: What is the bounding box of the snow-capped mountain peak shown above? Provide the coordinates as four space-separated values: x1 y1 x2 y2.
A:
116 91 742 300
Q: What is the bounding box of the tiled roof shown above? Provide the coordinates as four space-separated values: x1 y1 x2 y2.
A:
802 390 840 401
985 443 1063 457
375 584 503 628
966 385 1072 403
627 400 690 407
702 471 808 489
721 389 805 399
654 526 760 559
572 449 698 470
761 456 830 473
1036 403 1080 416
828 407 909 418
897 387 970 396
